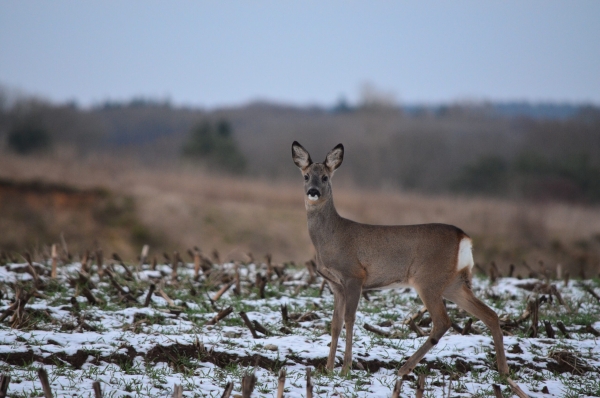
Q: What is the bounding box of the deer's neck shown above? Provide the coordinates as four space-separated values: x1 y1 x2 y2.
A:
306 197 342 248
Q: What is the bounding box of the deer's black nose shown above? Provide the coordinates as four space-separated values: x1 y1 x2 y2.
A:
307 188 320 198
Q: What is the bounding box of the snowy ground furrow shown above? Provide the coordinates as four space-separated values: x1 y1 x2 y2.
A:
0 261 599 397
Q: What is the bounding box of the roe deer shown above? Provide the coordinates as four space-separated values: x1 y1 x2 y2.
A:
291 141 522 389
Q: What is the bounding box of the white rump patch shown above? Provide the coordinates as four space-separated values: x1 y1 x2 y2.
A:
457 238 474 271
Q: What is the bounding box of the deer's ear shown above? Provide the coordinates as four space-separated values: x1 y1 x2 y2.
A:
292 141 312 169
325 143 344 172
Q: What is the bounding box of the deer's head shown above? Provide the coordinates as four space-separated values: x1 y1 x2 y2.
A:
291 141 344 206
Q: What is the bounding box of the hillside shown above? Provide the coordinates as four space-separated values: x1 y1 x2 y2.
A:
1 92 599 277
1 93 600 201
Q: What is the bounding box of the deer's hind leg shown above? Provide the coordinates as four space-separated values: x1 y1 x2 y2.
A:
443 276 509 376
398 288 451 376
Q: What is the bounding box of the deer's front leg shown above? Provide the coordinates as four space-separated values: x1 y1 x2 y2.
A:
327 283 344 371
341 279 362 375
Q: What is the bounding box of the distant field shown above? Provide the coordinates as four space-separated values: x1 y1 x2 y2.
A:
0 152 599 278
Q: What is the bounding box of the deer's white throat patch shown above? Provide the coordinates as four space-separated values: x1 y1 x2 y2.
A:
308 194 319 201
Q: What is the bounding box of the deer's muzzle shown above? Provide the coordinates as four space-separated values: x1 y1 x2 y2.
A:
307 188 320 201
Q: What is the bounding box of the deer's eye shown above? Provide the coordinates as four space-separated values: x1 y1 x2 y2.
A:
304 174 309 181
322 175 328 182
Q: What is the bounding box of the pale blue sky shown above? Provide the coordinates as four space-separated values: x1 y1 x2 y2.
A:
1 1 599 108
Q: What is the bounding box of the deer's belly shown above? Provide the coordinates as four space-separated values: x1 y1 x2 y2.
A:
363 280 412 291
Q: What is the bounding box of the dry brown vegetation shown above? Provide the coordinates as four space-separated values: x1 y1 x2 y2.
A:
1 152 599 277
2 93 599 201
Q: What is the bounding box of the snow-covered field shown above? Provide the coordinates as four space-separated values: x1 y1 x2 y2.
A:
0 259 599 397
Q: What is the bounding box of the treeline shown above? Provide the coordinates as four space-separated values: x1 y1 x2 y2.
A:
1 87 599 202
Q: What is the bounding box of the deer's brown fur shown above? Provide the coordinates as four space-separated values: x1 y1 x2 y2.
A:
291 141 510 377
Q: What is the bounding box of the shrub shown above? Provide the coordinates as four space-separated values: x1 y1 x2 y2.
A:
182 119 246 174
7 121 51 154
452 155 508 195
